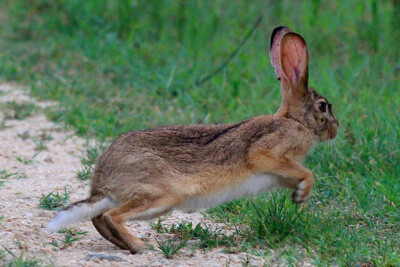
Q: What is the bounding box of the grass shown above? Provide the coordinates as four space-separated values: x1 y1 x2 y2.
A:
0 169 27 186
2 101 37 120
32 130 54 151
149 220 236 258
39 189 69 210
238 193 307 246
0 248 41 267
49 228 88 249
0 0 399 265
32 139 47 151
16 129 54 150
75 143 104 181
0 170 20 180
0 118 11 130
16 153 39 165
151 237 191 259
150 220 236 251
17 130 30 140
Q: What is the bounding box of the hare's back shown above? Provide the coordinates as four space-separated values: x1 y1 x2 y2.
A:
93 122 247 179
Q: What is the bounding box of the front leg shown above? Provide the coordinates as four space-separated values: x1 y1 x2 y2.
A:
251 157 314 203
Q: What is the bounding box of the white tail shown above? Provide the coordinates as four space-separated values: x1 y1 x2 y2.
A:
47 197 117 233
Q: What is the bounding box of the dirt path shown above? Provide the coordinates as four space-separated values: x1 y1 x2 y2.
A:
0 84 265 266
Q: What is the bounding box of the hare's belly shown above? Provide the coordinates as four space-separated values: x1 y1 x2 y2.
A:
178 174 278 210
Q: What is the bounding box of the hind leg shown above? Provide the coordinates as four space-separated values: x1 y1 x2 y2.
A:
102 197 177 254
92 215 129 250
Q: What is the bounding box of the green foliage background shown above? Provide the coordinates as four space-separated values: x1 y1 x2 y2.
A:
0 0 399 265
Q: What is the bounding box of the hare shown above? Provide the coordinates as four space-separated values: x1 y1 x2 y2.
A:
47 26 338 254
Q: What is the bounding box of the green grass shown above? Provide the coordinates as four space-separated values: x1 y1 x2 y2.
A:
1 101 37 120
149 220 237 258
49 228 88 249
0 169 27 185
75 143 104 181
0 0 399 265
16 153 39 165
151 237 191 259
17 130 30 140
32 139 47 151
39 189 69 210
0 169 19 180
150 220 236 252
0 248 41 267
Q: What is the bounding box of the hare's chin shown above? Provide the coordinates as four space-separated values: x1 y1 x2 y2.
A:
329 129 338 139
177 174 279 210
321 128 337 141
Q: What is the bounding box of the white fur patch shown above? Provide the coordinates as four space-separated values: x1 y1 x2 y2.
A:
178 174 278 210
298 180 306 190
130 206 170 221
293 180 310 202
47 197 117 233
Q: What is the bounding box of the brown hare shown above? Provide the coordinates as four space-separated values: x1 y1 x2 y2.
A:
48 26 338 254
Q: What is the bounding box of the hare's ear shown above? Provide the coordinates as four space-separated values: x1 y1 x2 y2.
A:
280 33 309 96
270 26 293 81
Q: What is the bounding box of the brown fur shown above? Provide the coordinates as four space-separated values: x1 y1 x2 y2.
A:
50 27 339 254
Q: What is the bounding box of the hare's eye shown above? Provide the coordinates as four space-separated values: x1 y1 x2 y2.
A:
318 102 327 113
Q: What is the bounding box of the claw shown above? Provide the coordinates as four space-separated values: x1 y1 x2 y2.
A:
291 180 311 203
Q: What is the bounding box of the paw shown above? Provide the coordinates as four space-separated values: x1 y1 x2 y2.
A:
129 241 149 255
292 180 311 204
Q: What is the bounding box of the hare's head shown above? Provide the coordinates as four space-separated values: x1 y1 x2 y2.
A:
270 26 338 141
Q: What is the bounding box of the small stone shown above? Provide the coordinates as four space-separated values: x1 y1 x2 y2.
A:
38 211 48 218
150 261 163 267
17 129 29 136
44 156 54 163
84 254 126 262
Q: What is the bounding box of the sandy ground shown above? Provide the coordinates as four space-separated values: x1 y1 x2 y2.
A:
0 84 266 266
